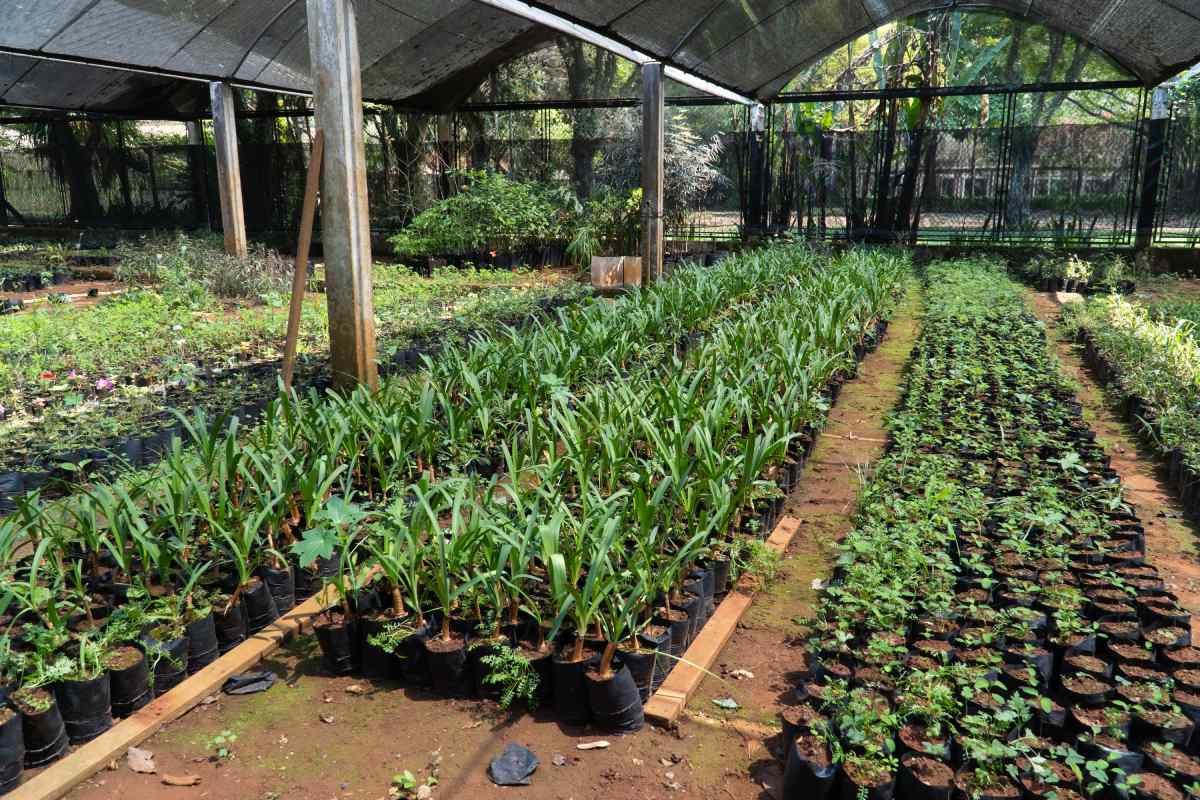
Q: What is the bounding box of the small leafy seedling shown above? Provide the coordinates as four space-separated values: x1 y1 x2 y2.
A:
206 729 238 762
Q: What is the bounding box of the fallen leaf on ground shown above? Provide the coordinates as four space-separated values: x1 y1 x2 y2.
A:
345 684 367 695
161 774 201 787
200 694 218 706
127 747 156 774
319 714 335 724
577 741 610 750
729 669 754 680
552 754 568 767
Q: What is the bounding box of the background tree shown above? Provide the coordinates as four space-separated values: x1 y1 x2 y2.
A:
557 39 630 199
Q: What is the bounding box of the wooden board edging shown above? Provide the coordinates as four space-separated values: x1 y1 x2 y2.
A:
12 588 335 800
643 515 801 726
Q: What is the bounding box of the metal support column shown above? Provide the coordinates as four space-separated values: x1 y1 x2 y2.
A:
746 102 768 238
208 82 248 257
185 121 212 230
306 0 378 391
1135 87 1170 251
641 61 665 283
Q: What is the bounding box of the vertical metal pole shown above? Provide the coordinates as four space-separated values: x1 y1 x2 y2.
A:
1135 87 1170 252
116 120 134 217
146 147 161 214
185 121 212 230
307 0 378 391
0 153 9 226
747 102 767 238
208 82 248 257
641 61 665 283
436 114 453 198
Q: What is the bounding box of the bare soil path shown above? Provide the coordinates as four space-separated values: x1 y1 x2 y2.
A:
61 286 924 800
1028 290 1200 640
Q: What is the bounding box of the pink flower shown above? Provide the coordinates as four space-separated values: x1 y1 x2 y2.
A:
68 371 78 380
95 378 115 392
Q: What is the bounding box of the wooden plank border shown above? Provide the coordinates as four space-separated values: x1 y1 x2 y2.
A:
20 512 801 795
643 515 801 726
12 588 335 800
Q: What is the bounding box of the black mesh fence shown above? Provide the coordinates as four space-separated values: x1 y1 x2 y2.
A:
766 92 1147 246
1158 102 1200 247
0 86 1191 249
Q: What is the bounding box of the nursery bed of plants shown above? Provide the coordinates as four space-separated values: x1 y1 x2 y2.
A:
782 258 1200 800
1147 302 1200 339
1061 295 1200 522
0 265 584 509
0 244 904 793
1013 252 1138 296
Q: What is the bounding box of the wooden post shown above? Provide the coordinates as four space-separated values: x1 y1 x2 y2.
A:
641 61 665 283
282 130 324 392
1135 87 1170 252
209 82 248 258
306 0 378 391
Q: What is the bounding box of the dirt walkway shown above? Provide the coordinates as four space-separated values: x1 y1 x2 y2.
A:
1028 290 1200 639
675 283 922 799
63 286 923 800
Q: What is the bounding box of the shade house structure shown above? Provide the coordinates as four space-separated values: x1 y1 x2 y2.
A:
4 0 1200 388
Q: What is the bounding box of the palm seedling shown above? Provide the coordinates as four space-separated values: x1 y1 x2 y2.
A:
210 495 282 632
416 479 485 643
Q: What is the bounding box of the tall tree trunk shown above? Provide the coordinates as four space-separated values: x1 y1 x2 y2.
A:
871 99 899 241
47 120 102 222
383 111 431 224
910 127 941 244
557 38 619 200
1002 30 1092 232
1005 129 1039 230
893 98 930 235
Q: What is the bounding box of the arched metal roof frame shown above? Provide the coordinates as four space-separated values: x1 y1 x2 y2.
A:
513 0 1199 96
743 2 1145 98
0 0 1197 117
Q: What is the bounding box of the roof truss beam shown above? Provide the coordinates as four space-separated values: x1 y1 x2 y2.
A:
469 0 755 105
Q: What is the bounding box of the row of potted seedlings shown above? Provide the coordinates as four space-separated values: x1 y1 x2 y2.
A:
782 258 1200 800
1017 253 1136 295
0 285 586 514
0 267 74 294
1062 295 1200 522
288 252 900 724
0 246 903 792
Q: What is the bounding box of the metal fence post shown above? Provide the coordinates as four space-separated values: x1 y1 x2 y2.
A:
1135 87 1171 251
